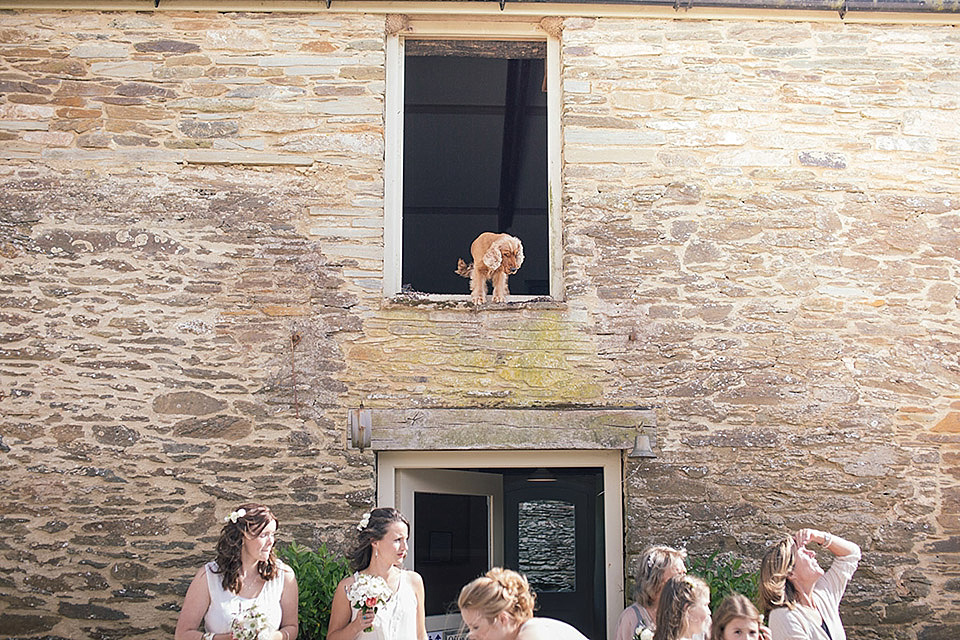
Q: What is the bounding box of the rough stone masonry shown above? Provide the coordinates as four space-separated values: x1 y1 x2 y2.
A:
0 5 958 640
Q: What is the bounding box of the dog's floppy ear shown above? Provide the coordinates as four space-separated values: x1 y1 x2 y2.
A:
483 240 503 271
513 237 524 268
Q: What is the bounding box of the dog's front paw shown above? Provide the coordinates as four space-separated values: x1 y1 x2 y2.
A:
472 295 485 305
492 294 505 303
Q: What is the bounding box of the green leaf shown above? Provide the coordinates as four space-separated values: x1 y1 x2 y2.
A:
687 550 760 611
277 542 351 640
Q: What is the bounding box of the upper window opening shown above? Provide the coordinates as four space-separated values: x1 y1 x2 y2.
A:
402 40 549 297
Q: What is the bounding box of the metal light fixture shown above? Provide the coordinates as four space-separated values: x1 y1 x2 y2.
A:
527 467 557 482
348 407 371 451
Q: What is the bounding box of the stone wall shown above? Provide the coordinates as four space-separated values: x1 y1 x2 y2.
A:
557 17 960 640
0 10 386 638
0 6 958 640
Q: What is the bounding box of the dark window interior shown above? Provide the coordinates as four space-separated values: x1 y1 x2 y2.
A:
402 41 548 296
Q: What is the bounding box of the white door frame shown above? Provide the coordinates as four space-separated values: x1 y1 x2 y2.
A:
378 449 624 639
395 468 504 636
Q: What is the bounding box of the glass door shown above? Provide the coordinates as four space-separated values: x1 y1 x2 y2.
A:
504 469 605 640
397 469 504 637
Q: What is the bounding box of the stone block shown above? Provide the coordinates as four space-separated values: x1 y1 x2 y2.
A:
0 613 59 635
70 42 129 58
919 624 960 640
58 601 128 620
172 415 253 440
933 412 960 433
90 61 155 77
135 40 201 54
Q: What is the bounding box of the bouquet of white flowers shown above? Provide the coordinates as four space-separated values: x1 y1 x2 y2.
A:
231 604 271 640
346 573 394 633
633 626 654 640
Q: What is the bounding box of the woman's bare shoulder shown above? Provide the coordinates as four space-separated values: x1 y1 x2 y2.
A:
406 570 424 587
336 573 357 590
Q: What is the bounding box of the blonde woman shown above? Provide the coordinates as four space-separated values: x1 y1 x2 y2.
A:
615 546 688 640
759 528 860 640
652 575 711 640
457 567 588 640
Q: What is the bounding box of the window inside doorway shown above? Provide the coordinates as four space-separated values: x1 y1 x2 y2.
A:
517 499 576 592
401 40 549 296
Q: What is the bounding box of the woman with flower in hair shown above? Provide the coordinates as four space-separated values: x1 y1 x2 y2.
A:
457 567 589 640
615 546 688 640
175 503 298 640
759 528 860 640
653 575 711 640
328 507 427 640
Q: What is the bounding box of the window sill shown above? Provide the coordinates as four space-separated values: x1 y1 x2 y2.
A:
383 293 566 311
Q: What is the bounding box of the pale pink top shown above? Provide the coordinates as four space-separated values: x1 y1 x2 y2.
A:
615 603 656 640
768 547 861 640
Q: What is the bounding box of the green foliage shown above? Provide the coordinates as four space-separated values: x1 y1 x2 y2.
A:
687 550 759 611
277 542 351 640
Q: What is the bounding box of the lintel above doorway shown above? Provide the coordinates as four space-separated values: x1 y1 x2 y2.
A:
348 407 656 451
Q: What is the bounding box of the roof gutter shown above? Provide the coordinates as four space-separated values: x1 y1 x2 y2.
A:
3 0 958 16
582 0 960 14
493 0 960 13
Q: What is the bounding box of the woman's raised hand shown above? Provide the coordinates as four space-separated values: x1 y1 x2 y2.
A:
794 528 822 548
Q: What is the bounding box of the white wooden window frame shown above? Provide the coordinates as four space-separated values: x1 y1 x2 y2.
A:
383 20 563 300
378 449 624 640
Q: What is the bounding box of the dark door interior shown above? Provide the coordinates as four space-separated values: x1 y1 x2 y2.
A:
504 468 605 640
414 492 491 617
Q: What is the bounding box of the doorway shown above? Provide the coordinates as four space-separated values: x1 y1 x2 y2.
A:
379 451 623 640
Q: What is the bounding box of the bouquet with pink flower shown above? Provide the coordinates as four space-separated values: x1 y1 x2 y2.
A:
346 573 394 632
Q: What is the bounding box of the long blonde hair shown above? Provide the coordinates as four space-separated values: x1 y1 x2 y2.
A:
653 575 709 640
458 567 536 624
758 536 799 614
710 594 762 640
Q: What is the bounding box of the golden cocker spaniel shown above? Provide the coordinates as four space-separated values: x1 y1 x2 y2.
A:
455 232 525 304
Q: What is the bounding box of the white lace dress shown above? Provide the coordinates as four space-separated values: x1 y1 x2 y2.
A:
349 570 420 640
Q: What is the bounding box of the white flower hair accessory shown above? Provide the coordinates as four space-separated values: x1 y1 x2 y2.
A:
225 508 247 524
357 512 371 531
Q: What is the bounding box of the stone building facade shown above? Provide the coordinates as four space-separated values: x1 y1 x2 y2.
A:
0 2 958 639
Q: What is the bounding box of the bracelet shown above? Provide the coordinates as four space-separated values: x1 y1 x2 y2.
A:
821 532 833 548
202 633 214 640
